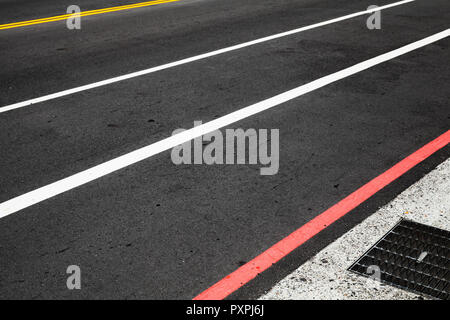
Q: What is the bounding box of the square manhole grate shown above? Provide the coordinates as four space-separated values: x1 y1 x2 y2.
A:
348 219 449 300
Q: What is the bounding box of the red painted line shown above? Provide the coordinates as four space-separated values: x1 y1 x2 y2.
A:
194 130 450 300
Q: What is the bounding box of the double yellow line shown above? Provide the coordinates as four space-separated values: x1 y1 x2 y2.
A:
0 0 180 30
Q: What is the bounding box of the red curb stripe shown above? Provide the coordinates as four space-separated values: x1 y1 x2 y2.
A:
194 130 450 300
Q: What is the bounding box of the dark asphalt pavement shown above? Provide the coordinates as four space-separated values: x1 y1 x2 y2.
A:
0 0 449 299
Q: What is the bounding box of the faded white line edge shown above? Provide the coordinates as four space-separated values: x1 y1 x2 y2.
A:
261 158 450 300
0 0 415 113
0 28 448 219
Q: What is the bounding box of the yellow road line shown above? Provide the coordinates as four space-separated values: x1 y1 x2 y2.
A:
0 0 180 30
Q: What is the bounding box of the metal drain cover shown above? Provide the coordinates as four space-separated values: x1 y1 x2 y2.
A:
349 219 449 300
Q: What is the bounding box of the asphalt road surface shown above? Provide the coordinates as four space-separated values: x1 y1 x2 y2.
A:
0 0 449 299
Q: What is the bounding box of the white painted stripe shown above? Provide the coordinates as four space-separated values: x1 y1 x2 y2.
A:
0 0 415 114
0 29 448 219
261 158 450 300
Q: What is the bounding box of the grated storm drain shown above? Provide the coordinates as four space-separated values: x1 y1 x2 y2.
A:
348 219 449 300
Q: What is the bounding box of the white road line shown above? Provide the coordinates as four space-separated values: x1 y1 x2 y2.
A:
0 29 448 219
0 0 415 114
261 158 450 300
